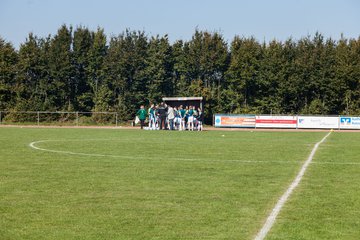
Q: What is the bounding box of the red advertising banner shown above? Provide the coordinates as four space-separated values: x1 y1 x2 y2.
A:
255 116 297 128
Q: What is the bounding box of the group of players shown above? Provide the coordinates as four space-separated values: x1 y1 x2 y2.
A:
137 102 204 131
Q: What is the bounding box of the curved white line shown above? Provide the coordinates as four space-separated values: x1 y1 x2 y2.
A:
29 140 303 164
254 132 332 240
30 139 359 166
29 140 139 159
29 140 360 166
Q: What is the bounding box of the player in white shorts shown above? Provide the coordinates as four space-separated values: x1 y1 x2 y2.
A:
178 105 186 131
197 107 204 131
173 107 180 130
148 104 156 130
187 105 194 131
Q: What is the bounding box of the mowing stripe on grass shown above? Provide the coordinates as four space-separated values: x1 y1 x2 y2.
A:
254 131 332 240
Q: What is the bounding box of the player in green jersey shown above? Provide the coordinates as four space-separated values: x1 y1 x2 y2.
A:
148 104 156 130
179 105 186 131
136 105 147 129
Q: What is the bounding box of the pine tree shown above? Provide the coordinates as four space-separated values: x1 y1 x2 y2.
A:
256 40 283 114
0 37 18 111
179 30 229 119
145 35 173 103
276 38 299 113
225 36 262 113
13 33 43 111
103 30 148 120
73 26 93 111
48 25 76 111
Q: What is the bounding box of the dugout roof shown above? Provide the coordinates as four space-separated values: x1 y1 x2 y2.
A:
162 97 203 109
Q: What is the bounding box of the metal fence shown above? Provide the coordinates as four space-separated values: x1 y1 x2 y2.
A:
0 111 120 127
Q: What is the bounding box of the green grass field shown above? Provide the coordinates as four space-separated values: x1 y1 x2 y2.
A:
1 127 359 239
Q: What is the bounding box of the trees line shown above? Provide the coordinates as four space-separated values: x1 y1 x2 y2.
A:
1 25 359 123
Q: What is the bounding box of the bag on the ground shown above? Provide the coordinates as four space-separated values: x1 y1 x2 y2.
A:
135 116 140 124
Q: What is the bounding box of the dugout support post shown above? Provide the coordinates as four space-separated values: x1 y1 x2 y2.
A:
76 112 79 126
37 111 40 126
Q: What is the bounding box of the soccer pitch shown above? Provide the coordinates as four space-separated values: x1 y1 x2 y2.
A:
1 127 359 239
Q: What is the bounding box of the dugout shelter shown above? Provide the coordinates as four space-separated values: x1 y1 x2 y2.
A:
162 97 204 110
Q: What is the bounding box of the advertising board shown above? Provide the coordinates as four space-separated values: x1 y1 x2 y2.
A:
255 115 297 128
214 114 255 128
297 116 339 129
339 116 360 129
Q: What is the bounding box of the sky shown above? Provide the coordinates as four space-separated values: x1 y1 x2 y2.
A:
0 0 359 49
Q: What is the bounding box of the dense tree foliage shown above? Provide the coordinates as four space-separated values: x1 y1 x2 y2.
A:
0 25 359 123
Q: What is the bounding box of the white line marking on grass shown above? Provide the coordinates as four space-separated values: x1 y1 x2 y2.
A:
29 140 301 164
29 139 360 165
312 161 360 165
254 131 332 240
30 138 359 167
29 140 138 159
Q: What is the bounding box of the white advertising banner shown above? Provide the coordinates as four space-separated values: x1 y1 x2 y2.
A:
339 116 360 129
255 115 297 128
297 116 339 129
